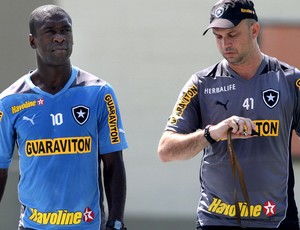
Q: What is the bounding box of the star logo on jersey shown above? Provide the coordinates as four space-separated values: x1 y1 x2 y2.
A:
83 207 94 222
72 105 89 125
262 89 279 109
263 200 276 217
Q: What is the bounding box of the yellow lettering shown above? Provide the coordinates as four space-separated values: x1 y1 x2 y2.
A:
254 120 279 136
208 198 262 218
28 208 83 225
11 100 37 114
25 137 92 157
170 84 198 124
104 94 120 144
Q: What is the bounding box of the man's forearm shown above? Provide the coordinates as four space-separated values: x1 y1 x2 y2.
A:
0 168 8 202
101 151 127 230
104 164 126 221
158 130 208 162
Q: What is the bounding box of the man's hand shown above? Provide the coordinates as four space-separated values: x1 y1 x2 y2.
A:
209 115 257 141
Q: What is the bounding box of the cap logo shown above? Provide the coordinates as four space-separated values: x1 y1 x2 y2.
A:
215 7 225 18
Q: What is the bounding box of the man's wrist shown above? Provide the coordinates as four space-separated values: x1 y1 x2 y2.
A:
204 125 218 144
106 219 126 230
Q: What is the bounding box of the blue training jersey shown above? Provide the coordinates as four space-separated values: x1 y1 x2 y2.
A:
0 66 128 229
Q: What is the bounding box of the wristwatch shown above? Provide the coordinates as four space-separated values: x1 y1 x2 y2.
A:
106 219 126 230
204 125 217 144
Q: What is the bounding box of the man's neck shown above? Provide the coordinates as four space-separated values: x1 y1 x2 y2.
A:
228 51 264 80
31 64 72 94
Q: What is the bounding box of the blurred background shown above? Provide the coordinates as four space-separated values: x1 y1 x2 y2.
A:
0 0 300 229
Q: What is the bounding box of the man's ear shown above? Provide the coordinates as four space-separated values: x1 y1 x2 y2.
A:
252 22 260 39
29 34 36 49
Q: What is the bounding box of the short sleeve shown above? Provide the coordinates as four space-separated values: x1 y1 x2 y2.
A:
98 83 128 154
165 74 201 134
0 100 15 168
292 68 300 135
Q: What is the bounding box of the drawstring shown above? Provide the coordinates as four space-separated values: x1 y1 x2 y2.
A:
227 129 251 227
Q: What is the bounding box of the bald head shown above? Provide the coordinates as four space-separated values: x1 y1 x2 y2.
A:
29 5 72 36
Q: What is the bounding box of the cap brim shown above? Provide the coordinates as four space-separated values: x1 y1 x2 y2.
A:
203 19 235 35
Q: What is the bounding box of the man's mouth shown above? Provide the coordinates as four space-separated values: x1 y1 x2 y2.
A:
52 45 68 52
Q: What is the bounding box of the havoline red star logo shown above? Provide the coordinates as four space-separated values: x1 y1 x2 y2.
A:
262 89 279 109
72 105 89 125
83 207 94 222
37 98 44 106
263 200 276 217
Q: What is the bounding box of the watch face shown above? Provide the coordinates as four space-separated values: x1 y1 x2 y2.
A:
114 220 122 229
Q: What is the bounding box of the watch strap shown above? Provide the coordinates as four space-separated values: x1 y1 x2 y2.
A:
204 125 217 144
106 219 126 230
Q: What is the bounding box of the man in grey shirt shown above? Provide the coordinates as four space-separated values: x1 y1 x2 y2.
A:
158 0 300 229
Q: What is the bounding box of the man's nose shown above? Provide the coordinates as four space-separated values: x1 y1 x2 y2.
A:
53 34 65 43
221 37 232 48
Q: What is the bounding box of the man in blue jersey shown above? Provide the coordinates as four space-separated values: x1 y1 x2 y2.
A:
158 0 300 229
0 5 127 230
